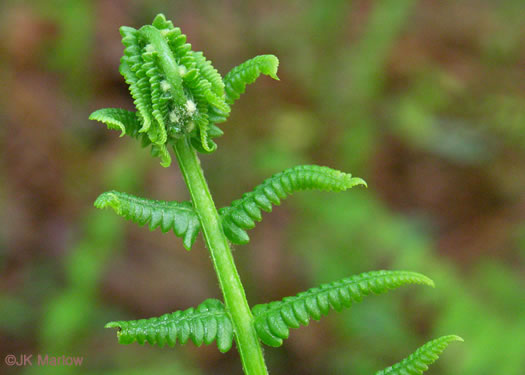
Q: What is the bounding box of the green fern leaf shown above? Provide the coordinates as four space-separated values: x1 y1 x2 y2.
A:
224 54 279 105
191 50 226 100
105 299 234 353
94 190 201 250
375 335 463 375
149 144 172 168
143 51 169 145
119 27 154 133
191 124 224 153
89 108 142 137
219 165 366 245
89 108 172 167
252 270 434 347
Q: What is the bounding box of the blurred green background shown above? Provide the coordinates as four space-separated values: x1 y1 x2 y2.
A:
1 0 525 374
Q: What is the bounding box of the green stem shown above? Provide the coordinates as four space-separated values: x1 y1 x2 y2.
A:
173 137 269 375
140 25 268 374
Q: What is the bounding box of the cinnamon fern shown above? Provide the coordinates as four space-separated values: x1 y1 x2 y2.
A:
219 165 366 244
252 270 434 347
91 14 462 375
105 299 234 353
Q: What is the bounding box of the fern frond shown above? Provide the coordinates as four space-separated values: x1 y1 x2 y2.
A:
224 54 279 105
89 108 172 167
150 144 172 168
94 190 200 250
152 12 175 30
143 51 169 145
89 108 142 137
252 270 434 347
105 299 234 353
191 51 226 99
375 335 463 375
119 27 154 132
219 165 366 245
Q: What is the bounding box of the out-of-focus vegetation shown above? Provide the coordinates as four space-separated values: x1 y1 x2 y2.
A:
1 0 524 374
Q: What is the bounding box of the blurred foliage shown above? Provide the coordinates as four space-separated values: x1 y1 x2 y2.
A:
1 0 524 374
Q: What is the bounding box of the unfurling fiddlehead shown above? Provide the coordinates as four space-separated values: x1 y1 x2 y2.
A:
252 270 434 347
219 165 367 244
375 335 463 375
223 55 279 105
105 299 234 353
94 190 200 250
90 14 280 166
120 15 227 157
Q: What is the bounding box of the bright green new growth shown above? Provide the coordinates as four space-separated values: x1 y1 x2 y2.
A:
120 18 225 159
89 108 140 137
223 55 279 105
89 108 173 166
375 335 463 375
89 107 225 166
92 14 462 375
220 165 366 244
94 190 200 250
105 299 234 353
93 14 280 167
252 270 434 347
